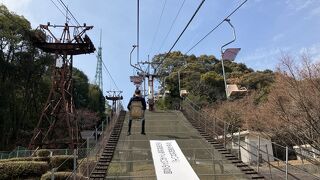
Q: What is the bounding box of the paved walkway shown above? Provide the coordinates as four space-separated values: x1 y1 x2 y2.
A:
105 110 249 179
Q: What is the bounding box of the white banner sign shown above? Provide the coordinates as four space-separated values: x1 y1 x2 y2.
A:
150 140 199 180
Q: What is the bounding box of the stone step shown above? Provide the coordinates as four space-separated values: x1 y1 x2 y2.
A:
231 160 243 164
242 168 255 171
221 152 231 154
251 176 264 179
227 157 238 160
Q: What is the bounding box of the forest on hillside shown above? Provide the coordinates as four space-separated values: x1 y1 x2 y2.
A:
153 51 320 152
0 5 105 150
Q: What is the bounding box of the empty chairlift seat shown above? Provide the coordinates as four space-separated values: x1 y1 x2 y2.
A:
180 89 188 98
226 84 247 98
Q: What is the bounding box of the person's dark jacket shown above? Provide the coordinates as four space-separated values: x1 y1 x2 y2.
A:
127 95 146 110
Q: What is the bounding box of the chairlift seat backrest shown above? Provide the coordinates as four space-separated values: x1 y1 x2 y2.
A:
130 101 144 120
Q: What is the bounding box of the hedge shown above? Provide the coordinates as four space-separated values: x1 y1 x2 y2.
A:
0 156 50 163
41 171 87 180
49 155 74 171
36 149 52 157
0 161 49 180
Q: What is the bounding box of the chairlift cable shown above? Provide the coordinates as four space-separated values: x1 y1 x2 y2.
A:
157 0 206 67
49 0 70 21
185 0 248 54
102 60 120 91
137 0 139 64
157 0 186 54
58 0 82 26
147 0 167 56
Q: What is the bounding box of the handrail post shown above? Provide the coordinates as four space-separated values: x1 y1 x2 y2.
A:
285 146 288 180
73 149 77 180
257 135 260 172
238 128 241 160
95 126 98 142
223 122 226 148
51 168 56 180
86 137 90 177
204 114 207 133
198 112 201 130
214 118 217 139
266 144 272 179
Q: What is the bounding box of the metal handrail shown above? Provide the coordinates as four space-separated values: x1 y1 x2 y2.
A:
181 98 320 180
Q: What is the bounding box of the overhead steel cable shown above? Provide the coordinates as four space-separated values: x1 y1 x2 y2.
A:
49 0 70 21
157 0 206 67
58 0 82 26
102 60 120 91
157 0 186 54
137 0 139 64
147 0 167 56
185 0 248 54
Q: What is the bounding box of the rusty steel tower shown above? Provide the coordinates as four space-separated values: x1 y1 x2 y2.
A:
29 23 95 149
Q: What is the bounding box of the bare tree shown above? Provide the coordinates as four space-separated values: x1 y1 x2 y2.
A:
259 53 320 152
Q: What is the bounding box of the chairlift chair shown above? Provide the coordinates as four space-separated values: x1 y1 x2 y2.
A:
226 84 247 99
180 89 188 98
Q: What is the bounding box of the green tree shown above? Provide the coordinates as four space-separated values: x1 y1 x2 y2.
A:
0 5 106 150
153 51 274 108
0 5 53 150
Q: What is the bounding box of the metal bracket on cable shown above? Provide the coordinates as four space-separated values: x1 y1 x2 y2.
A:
220 18 237 99
130 45 145 74
220 19 237 55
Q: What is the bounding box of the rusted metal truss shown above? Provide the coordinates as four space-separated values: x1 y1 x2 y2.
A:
105 91 123 118
32 23 95 55
29 23 95 149
106 90 123 101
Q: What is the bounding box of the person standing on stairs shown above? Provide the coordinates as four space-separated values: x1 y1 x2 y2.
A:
127 89 146 136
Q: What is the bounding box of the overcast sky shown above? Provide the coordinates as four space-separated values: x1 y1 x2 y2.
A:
1 0 320 105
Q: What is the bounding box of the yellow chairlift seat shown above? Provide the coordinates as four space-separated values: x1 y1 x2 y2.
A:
180 89 188 98
226 84 247 99
130 101 144 120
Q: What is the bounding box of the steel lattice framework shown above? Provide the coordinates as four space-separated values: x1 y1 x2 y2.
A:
29 23 95 149
95 31 103 91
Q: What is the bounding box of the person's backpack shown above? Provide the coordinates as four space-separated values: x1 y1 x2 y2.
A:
130 100 144 119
